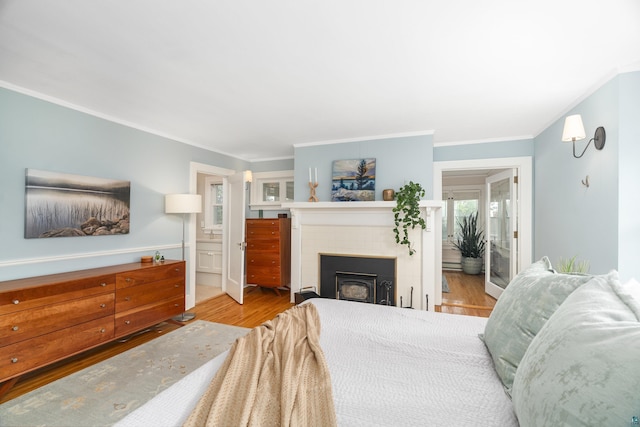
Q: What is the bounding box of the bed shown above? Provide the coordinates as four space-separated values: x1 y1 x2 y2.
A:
116 298 517 426
116 258 640 426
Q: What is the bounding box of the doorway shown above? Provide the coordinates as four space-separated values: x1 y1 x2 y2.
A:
433 157 532 306
194 172 225 304
187 162 242 310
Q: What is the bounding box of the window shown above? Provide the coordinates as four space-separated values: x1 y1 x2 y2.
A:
443 189 482 243
204 176 223 230
250 170 294 209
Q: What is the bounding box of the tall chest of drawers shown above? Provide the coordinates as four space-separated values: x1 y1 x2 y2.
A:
245 218 291 295
0 260 185 394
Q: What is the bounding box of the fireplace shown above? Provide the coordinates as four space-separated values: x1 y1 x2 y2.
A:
336 272 376 304
284 201 443 310
320 254 396 305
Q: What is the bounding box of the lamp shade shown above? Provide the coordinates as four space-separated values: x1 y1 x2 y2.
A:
562 114 586 142
165 194 202 214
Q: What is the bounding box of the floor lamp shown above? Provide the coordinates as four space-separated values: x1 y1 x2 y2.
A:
165 193 202 322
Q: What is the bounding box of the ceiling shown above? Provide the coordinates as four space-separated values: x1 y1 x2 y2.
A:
1 1 639 161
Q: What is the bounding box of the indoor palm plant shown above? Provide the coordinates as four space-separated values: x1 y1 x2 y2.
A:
453 212 486 274
392 181 426 256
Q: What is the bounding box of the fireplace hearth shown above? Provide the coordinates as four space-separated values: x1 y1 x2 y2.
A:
320 254 396 305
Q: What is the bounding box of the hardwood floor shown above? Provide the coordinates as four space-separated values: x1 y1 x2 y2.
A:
438 271 497 318
1 278 492 404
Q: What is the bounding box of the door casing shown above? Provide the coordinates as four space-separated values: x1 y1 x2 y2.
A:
433 156 532 305
188 162 236 310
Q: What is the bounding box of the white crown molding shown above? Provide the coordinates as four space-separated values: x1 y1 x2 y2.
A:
293 130 435 148
433 135 533 148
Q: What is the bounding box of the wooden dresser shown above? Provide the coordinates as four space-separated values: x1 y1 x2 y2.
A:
0 260 185 395
245 218 291 295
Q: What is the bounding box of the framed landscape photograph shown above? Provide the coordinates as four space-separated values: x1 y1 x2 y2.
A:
25 169 130 238
331 158 376 201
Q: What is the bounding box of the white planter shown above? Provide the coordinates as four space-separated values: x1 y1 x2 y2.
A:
461 256 483 275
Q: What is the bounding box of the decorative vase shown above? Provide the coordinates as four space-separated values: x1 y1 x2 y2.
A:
382 189 395 201
461 256 483 275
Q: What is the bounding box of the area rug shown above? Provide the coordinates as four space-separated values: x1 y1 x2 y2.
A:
442 275 450 293
0 320 248 427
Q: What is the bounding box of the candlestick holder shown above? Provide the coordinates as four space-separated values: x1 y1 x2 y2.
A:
308 181 319 202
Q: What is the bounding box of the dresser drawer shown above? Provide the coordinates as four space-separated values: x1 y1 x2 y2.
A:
246 253 280 267
246 241 280 252
246 219 281 229
247 268 282 286
0 275 115 315
116 263 185 289
115 278 184 312
246 227 281 239
0 317 114 382
115 296 184 337
0 292 115 346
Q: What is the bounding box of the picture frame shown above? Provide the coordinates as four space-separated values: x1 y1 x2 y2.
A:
24 169 131 238
331 158 376 201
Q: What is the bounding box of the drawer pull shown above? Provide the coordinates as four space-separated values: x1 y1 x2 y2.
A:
175 268 180 272
12 299 19 305
99 328 106 333
12 326 19 331
125 277 132 282
100 282 107 287
125 296 131 301
11 357 18 363
100 303 106 308
125 320 131 325
174 284 179 288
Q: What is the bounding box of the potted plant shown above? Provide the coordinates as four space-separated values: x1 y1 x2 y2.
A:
392 181 426 256
556 256 590 274
453 212 486 274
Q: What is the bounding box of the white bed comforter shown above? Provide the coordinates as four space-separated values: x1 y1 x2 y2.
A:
312 298 517 426
117 298 517 427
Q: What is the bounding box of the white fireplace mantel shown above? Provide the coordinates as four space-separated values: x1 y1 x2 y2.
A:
282 201 443 310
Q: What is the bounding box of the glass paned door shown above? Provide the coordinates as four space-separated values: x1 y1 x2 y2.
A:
485 169 517 299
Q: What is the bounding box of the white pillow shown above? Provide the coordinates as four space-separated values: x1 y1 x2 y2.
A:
512 272 640 426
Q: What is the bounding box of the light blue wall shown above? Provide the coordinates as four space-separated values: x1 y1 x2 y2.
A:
0 88 249 280
617 71 640 282
249 158 294 173
533 76 620 275
434 138 534 162
294 134 434 200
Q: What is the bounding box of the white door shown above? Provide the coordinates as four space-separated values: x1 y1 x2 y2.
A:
485 169 517 299
225 172 246 304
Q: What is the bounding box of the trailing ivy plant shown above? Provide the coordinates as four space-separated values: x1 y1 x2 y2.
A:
392 181 426 256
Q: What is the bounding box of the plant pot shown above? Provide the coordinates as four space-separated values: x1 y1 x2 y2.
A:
461 256 483 275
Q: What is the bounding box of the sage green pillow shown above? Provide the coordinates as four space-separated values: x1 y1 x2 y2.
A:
512 272 639 426
481 256 593 396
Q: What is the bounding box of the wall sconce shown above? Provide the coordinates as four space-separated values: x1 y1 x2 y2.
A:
561 114 606 158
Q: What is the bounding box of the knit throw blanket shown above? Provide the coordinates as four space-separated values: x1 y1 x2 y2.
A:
183 303 337 427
